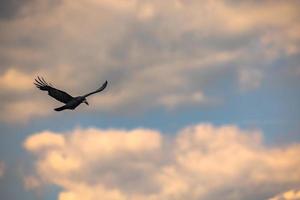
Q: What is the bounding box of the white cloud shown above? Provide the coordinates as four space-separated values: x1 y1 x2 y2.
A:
1 0 300 122
24 124 300 200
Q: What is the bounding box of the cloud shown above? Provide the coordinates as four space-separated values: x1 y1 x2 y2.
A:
0 161 5 178
23 175 41 190
238 68 264 91
24 131 65 152
24 124 300 200
0 0 30 20
269 189 300 200
0 68 33 91
1 0 300 122
0 99 52 123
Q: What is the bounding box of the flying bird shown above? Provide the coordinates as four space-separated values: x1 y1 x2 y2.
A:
34 76 108 111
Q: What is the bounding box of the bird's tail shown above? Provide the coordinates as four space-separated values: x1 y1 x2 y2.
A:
54 105 67 111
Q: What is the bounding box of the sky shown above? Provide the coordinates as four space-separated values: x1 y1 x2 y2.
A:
0 0 300 199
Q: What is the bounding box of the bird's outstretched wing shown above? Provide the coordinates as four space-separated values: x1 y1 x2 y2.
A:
83 80 108 98
34 76 74 104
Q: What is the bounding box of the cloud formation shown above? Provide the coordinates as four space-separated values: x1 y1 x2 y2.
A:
24 124 300 200
270 189 300 200
0 161 5 178
1 0 300 121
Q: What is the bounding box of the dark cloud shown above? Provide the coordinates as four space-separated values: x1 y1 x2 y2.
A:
0 0 28 19
0 0 63 20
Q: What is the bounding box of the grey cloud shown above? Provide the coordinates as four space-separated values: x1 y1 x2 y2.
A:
0 0 29 20
0 0 300 122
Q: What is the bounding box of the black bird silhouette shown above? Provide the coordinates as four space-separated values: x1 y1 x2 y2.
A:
34 76 108 111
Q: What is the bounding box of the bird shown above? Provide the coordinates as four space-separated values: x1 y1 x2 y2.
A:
34 76 108 111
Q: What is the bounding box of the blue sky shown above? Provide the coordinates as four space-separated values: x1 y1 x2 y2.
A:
0 1 300 200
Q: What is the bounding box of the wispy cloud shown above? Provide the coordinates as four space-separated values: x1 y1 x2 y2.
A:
0 161 5 178
1 0 300 122
24 124 300 200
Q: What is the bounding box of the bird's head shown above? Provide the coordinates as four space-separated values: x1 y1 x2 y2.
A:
83 98 89 106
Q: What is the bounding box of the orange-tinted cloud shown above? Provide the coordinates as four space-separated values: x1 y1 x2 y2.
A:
24 124 300 200
269 189 300 200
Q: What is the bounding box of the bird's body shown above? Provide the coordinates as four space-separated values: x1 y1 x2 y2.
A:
55 97 84 111
34 76 107 111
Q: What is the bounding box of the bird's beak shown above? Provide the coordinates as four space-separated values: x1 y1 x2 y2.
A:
84 100 89 105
